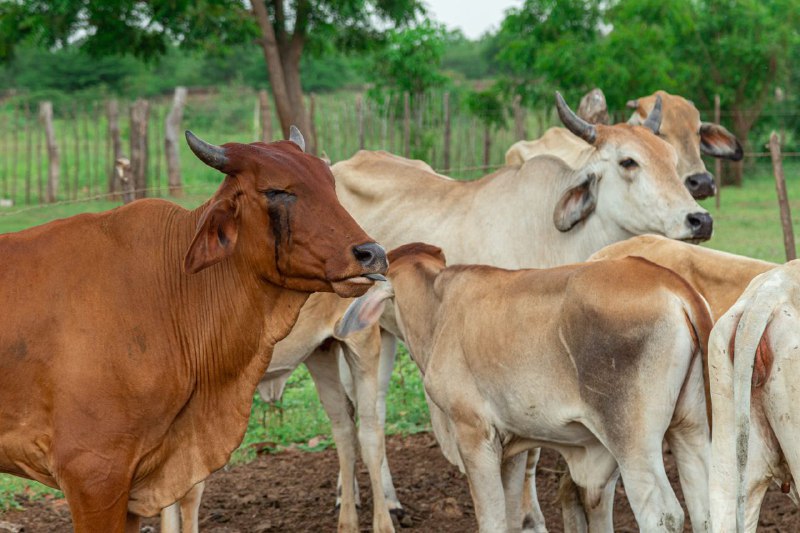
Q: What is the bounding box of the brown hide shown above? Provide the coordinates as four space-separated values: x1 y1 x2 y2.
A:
0 135 385 532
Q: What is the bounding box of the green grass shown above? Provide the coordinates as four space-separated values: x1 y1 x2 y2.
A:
0 154 798 512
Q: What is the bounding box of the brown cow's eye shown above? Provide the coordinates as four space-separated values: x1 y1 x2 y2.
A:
619 158 638 169
265 189 295 201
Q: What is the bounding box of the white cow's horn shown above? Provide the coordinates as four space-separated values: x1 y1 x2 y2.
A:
556 92 597 145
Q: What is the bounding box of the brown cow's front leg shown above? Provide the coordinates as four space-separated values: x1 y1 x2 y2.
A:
56 445 137 533
62 482 132 533
125 512 141 533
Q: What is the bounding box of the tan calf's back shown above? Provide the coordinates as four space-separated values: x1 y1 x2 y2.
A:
589 234 776 319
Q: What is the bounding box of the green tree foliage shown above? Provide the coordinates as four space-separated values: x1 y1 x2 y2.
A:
0 0 422 143
367 20 448 98
464 87 506 130
492 0 799 161
440 30 496 81
491 0 603 105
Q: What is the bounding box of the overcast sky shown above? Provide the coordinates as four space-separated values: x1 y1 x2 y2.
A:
424 0 522 39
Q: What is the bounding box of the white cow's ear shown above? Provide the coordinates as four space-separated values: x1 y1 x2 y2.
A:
553 173 599 232
334 282 394 338
700 122 743 161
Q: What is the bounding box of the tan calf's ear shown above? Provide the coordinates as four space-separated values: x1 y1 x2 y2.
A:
334 282 394 338
184 197 240 274
553 173 599 232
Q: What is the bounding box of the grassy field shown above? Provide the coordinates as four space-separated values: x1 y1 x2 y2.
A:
0 157 798 512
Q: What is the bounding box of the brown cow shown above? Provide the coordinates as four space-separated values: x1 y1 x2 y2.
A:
0 128 387 532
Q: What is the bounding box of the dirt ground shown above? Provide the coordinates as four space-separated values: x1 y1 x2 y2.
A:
1 432 797 532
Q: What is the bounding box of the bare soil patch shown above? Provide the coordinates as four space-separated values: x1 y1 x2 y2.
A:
1 433 796 532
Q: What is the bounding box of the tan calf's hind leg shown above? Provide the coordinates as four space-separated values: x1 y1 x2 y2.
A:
560 446 618 533
520 448 548 532
502 452 528 533
666 355 710 532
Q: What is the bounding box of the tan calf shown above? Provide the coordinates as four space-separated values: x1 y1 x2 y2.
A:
337 244 713 533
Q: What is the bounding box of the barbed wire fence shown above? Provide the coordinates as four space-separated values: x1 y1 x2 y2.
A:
0 87 796 217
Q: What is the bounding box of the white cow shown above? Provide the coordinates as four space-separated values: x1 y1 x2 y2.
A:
506 90 743 200
336 243 713 532
708 261 800 532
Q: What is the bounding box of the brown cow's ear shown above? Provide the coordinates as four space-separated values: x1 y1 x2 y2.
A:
334 282 394 338
700 122 743 161
184 198 241 274
553 173 599 232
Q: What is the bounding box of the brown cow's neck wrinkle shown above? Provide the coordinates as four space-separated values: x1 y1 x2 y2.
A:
129 202 310 514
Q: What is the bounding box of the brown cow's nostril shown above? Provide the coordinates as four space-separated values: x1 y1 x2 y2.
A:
352 242 388 271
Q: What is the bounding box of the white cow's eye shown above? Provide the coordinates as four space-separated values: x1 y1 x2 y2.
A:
619 158 638 169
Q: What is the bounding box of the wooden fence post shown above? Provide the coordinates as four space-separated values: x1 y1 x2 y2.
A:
768 132 796 261
72 105 81 200
24 103 31 205
107 100 122 194
259 90 272 142
82 106 92 197
309 93 318 155
443 92 451 171
403 92 410 158
165 87 187 197
36 114 43 204
116 157 135 204
130 99 150 199
714 94 722 209
40 101 59 203
356 94 365 150
483 124 491 167
93 102 101 199
10 105 19 203
513 94 526 140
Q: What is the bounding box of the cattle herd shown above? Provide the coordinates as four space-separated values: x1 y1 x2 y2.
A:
0 91 794 533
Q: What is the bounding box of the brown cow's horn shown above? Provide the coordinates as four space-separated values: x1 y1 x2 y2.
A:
642 95 663 134
185 130 229 173
556 92 596 145
289 125 306 152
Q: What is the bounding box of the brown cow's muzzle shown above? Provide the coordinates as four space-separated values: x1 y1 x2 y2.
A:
330 242 389 297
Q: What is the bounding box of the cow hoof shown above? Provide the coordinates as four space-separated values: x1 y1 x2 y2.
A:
390 508 413 528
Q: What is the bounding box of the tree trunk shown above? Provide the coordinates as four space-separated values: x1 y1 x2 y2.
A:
252 0 295 140
164 87 187 197
251 0 313 147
